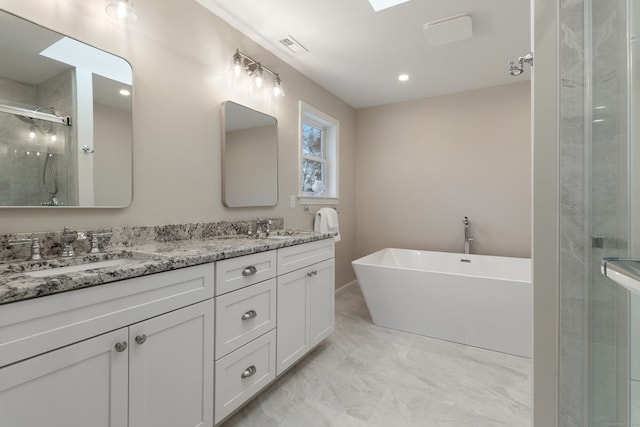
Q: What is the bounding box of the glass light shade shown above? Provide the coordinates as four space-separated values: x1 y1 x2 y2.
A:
233 51 243 76
106 0 138 22
254 65 264 88
273 75 283 96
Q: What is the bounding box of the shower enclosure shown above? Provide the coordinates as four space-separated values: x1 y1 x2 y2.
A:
0 100 73 206
558 0 637 425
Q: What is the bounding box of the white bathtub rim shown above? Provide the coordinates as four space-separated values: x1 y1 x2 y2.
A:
352 248 532 284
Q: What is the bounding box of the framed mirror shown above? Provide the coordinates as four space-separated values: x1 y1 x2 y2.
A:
0 10 133 207
222 101 278 207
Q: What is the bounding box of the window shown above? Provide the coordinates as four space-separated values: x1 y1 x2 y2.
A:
299 101 339 203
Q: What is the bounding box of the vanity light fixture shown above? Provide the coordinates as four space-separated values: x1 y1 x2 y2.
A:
231 49 284 96
105 0 138 23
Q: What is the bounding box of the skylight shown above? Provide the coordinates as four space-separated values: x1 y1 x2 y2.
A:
367 0 410 12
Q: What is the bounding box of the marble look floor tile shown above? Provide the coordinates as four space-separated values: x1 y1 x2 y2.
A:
221 283 532 426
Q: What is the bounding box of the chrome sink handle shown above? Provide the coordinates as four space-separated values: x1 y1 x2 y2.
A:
89 232 113 254
8 237 42 261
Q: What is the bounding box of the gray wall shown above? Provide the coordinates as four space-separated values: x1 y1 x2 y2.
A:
355 81 531 259
0 0 359 288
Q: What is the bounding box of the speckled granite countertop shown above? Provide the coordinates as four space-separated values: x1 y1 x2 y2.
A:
0 231 333 306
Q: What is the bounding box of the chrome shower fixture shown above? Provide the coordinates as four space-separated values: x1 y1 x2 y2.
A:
508 52 534 76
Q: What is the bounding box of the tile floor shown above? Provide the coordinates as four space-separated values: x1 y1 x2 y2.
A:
222 283 532 427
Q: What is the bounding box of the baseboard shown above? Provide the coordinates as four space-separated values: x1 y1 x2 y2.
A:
335 280 358 295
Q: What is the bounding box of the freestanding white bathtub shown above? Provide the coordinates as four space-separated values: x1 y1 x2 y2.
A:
352 248 532 358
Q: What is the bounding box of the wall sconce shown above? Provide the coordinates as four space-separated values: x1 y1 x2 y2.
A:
105 0 138 22
232 49 284 97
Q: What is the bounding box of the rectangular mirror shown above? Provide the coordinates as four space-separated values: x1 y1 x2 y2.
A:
0 10 133 207
222 101 278 207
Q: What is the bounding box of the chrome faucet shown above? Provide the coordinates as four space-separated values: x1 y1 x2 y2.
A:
61 226 87 257
463 216 474 254
255 219 272 237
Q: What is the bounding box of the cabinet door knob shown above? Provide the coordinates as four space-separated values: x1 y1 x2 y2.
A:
135 334 147 345
242 265 258 276
241 365 257 379
115 341 128 352
241 310 258 321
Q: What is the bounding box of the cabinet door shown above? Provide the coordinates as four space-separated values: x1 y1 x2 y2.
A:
129 299 214 427
309 258 335 348
276 268 309 375
0 328 128 427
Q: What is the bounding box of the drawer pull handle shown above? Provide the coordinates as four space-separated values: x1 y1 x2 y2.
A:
306 270 318 277
242 266 258 276
135 334 147 345
241 310 258 321
241 365 257 379
115 341 128 352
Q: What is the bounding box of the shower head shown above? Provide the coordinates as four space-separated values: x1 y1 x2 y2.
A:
508 53 533 77
508 60 524 76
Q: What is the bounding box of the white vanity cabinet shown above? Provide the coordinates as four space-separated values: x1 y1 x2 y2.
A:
0 264 215 427
214 251 278 424
0 237 335 427
128 299 213 427
276 239 335 375
0 328 129 427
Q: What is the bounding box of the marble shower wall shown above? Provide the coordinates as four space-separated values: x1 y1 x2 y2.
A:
559 0 628 425
0 71 74 206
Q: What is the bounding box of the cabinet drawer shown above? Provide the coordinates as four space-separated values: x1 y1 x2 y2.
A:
215 251 277 295
214 330 276 424
215 279 276 359
0 263 215 368
277 239 335 275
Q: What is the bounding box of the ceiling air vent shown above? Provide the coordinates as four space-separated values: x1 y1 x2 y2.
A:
279 35 308 54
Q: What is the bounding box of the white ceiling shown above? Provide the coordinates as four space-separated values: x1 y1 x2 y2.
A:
195 0 531 109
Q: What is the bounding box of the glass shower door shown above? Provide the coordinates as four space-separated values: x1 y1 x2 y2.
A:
558 0 631 425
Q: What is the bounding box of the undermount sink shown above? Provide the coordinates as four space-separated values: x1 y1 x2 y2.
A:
265 231 317 240
25 257 140 278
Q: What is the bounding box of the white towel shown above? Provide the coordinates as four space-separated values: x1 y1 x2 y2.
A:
314 207 341 242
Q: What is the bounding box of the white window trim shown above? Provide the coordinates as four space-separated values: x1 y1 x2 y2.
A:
298 101 339 205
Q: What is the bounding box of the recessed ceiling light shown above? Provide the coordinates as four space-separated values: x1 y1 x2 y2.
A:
367 0 410 12
398 74 409 82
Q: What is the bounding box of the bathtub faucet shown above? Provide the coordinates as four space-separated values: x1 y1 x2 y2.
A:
463 216 474 254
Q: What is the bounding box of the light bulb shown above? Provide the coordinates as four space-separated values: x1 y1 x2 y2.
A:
273 75 282 96
233 50 243 77
29 131 36 140
119 89 131 96
50 135 57 142
254 64 264 88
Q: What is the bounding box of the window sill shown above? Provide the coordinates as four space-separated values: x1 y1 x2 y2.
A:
297 196 339 206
